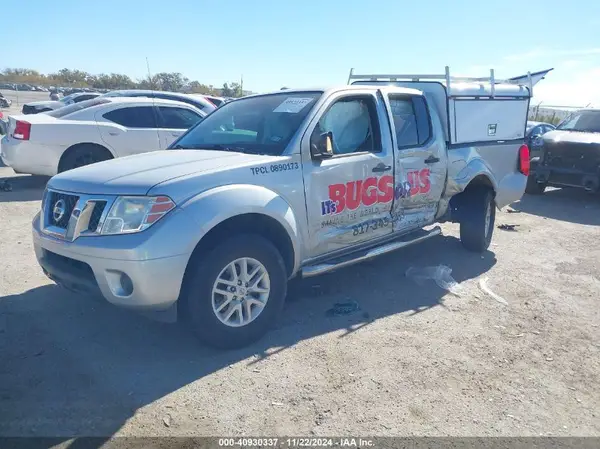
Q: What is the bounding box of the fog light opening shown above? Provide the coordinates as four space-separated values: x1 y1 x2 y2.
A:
120 273 134 296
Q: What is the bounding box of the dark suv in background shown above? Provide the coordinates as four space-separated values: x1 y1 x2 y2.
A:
526 110 600 194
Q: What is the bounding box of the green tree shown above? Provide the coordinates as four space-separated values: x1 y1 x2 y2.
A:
153 72 188 92
0 66 252 94
221 81 243 98
221 82 233 97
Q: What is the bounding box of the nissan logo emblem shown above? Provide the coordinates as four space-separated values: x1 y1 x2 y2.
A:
52 199 66 222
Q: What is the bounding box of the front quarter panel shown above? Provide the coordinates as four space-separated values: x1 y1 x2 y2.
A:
178 184 305 274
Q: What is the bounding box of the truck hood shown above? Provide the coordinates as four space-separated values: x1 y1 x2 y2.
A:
543 129 600 145
24 100 63 109
48 150 284 200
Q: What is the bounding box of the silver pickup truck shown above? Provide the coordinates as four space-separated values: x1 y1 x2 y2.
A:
32 68 539 348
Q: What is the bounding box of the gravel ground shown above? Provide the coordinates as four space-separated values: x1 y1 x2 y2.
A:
0 163 599 439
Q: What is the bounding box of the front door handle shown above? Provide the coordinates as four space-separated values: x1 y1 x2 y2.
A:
372 163 392 173
171 132 182 137
424 156 440 164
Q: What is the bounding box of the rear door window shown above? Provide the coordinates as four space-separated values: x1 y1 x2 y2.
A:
47 98 111 118
388 95 432 148
388 97 418 147
103 106 158 128
157 106 203 129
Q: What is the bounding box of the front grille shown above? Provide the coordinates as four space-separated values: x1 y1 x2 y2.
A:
545 142 600 174
47 192 79 229
88 201 107 232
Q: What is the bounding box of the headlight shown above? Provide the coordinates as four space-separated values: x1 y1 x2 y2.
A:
101 196 176 235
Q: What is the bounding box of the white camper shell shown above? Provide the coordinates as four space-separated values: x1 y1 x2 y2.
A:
348 67 552 146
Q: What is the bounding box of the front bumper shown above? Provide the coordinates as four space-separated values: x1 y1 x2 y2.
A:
535 166 600 191
32 212 192 313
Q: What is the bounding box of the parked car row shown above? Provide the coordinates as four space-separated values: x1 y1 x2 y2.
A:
0 83 101 94
2 95 208 176
22 92 102 114
0 83 49 91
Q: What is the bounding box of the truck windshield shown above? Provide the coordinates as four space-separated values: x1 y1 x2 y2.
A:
169 91 322 155
557 110 600 133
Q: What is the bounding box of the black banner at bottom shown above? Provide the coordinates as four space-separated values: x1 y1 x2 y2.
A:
0 437 598 449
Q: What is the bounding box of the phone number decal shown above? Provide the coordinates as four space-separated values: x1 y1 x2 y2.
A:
351 212 404 236
251 162 299 175
352 217 390 236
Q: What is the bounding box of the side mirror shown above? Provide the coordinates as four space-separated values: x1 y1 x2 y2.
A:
310 131 334 160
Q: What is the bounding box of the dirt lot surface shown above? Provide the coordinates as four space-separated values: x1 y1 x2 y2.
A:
0 164 599 439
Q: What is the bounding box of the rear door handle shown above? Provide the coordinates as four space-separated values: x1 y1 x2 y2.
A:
171 132 182 137
372 164 392 173
424 156 440 164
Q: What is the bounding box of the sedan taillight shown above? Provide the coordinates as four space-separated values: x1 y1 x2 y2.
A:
14 120 31 140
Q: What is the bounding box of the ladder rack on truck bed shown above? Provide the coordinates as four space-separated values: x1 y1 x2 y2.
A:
347 66 553 98
347 66 553 145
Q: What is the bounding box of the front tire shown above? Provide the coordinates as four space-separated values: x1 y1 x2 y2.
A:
459 188 495 252
182 234 288 349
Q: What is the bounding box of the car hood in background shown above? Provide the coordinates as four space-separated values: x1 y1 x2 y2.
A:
542 130 600 172
23 100 64 110
47 149 284 200
543 129 600 145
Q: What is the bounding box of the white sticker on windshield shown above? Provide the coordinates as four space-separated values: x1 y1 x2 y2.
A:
273 97 314 113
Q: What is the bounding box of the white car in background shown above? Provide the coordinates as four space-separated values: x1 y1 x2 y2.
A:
21 92 102 115
1 97 205 176
101 90 217 115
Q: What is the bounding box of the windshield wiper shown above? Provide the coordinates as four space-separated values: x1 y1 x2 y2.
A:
202 144 248 152
170 143 269 155
170 143 206 150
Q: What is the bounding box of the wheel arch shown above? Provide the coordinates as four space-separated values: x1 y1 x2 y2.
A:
177 184 303 277
448 174 496 222
57 142 115 173
184 212 296 278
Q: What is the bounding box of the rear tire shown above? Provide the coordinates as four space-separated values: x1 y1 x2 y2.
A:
525 176 546 195
182 234 288 349
459 187 495 253
59 144 113 173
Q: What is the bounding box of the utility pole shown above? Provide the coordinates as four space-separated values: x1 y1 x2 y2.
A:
240 74 243 97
